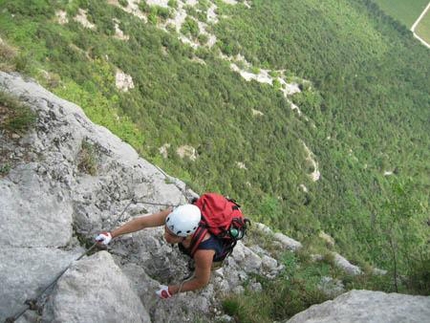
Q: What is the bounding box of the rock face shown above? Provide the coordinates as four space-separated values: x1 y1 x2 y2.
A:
0 71 190 322
1 71 429 323
285 290 430 323
43 251 150 323
0 72 287 322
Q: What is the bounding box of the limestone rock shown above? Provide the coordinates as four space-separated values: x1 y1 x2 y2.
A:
0 71 282 322
333 252 362 276
0 247 83 322
0 164 73 248
0 71 188 322
273 232 302 251
317 276 345 298
285 290 430 323
43 251 150 323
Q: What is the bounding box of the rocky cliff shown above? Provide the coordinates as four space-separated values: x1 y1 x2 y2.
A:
285 290 430 323
0 72 286 322
1 72 429 323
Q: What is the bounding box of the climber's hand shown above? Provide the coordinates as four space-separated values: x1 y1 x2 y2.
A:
95 231 112 245
156 285 172 299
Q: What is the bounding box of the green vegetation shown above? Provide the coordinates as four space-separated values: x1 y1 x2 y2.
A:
0 163 11 176
222 251 331 322
77 140 98 175
0 0 428 310
221 246 404 322
372 0 429 27
212 0 429 284
0 40 18 72
118 0 128 7
225 213 428 322
0 90 37 177
0 90 37 134
415 9 430 43
372 0 430 45
168 0 178 10
181 17 199 38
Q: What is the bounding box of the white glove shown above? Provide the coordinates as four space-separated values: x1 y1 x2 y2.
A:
156 285 172 299
95 232 112 245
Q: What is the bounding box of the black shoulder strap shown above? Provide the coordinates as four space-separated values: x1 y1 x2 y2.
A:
190 226 208 257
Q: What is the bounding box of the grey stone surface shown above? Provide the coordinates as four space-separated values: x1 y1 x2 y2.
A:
286 290 430 323
0 72 282 322
333 252 362 276
317 276 345 298
273 232 303 251
0 71 189 322
0 247 83 322
0 164 73 248
43 251 150 323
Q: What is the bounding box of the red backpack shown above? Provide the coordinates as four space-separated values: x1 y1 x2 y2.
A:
189 193 250 260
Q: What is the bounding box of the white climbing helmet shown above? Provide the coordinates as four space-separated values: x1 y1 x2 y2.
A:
165 204 201 237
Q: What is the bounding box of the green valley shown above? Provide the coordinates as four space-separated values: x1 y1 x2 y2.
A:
0 0 429 311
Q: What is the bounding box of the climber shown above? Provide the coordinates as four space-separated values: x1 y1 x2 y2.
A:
95 204 224 299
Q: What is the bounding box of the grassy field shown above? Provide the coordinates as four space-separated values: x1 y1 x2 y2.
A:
373 0 429 27
415 6 430 43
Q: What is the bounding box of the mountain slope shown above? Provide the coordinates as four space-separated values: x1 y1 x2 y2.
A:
1 71 429 323
0 0 428 293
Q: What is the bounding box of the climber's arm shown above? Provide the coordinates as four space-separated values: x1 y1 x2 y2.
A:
111 208 172 238
168 249 215 295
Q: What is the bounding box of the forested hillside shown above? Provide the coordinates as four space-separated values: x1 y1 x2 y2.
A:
1 0 429 297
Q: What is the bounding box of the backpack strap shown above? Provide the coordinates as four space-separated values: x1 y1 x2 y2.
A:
219 239 237 260
189 226 208 257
